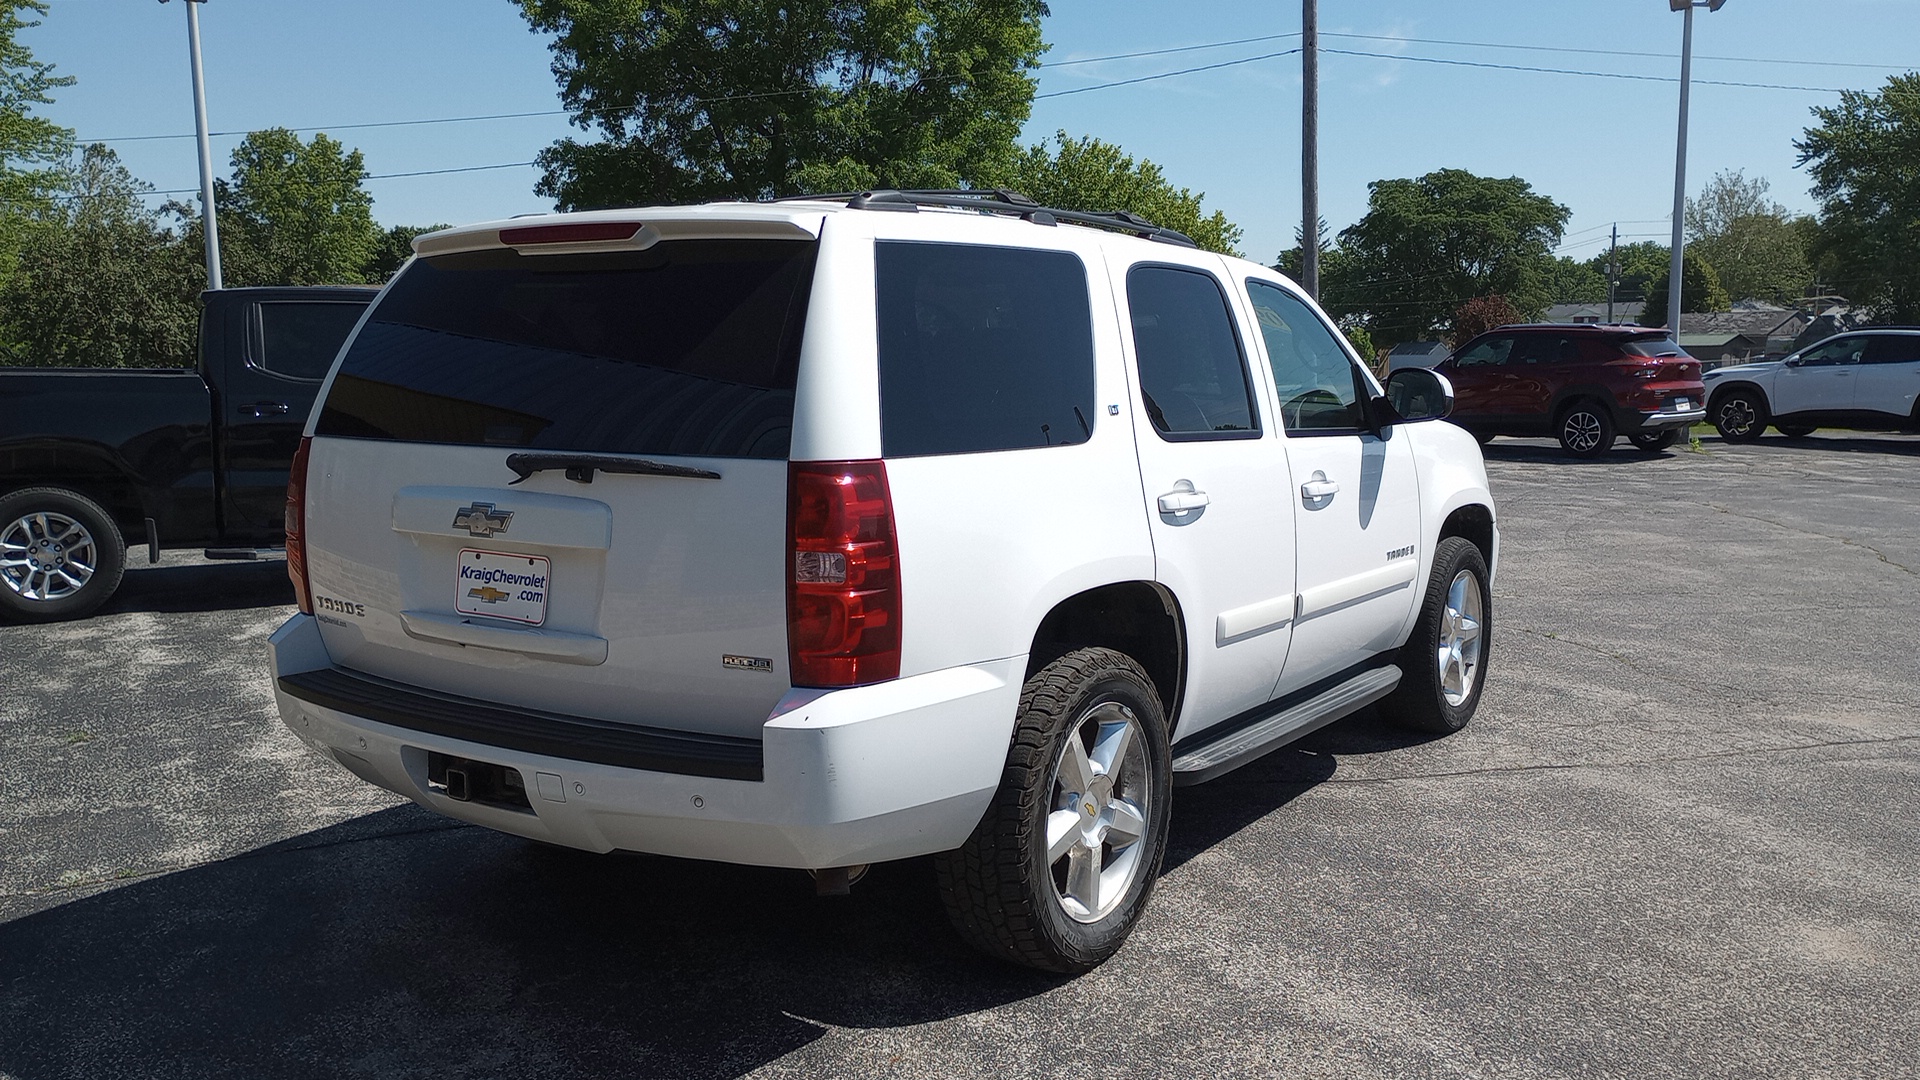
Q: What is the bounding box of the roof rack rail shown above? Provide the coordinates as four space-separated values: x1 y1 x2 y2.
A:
772 188 1198 248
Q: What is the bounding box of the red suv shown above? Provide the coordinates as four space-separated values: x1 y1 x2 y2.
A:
1434 325 1707 457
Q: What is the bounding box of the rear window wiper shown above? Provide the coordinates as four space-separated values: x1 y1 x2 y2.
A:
504 453 722 485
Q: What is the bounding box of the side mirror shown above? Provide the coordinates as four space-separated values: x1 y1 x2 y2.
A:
1379 367 1454 424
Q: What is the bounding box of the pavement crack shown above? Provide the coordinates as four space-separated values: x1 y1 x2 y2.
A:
1708 502 1919 577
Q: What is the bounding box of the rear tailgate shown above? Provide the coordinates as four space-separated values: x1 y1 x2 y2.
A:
302 226 817 741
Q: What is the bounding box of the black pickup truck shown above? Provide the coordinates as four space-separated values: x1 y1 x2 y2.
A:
0 286 379 622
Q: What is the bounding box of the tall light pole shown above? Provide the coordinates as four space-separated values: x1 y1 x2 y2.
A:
1301 0 1319 300
162 0 221 290
1665 0 1724 335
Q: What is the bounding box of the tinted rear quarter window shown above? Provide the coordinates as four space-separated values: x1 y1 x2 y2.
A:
255 302 368 380
315 239 815 459
875 242 1096 457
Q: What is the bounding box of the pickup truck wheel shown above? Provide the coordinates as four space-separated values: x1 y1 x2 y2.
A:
0 487 126 623
1379 537 1490 735
1630 429 1680 451
935 647 1171 973
1711 389 1768 442
1557 401 1615 457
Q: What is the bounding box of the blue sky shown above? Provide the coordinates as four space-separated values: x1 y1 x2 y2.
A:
23 0 1919 268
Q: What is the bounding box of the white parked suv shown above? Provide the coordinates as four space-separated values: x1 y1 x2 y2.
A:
269 190 1498 972
1705 328 1920 441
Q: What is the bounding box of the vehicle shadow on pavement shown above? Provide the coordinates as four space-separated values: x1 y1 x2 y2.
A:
1698 433 1920 457
1477 442 1678 465
1163 706 1441 874
99 559 294 616
0 806 1058 1079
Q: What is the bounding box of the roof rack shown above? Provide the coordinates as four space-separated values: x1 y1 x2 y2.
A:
772 188 1198 248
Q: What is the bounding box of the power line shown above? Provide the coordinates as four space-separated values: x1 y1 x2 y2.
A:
1322 31 1909 71
116 160 538 199
1322 48 1847 94
1048 32 1300 67
1035 48 1301 99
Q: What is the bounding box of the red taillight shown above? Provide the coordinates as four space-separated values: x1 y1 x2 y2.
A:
286 436 313 615
787 460 901 688
499 221 643 246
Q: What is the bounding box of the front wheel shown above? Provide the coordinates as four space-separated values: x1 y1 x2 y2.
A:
1557 401 1616 458
1630 429 1680 451
935 647 1172 973
1712 389 1769 442
1379 537 1491 735
0 487 127 623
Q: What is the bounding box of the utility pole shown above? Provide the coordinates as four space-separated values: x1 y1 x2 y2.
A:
1606 223 1619 323
1666 0 1724 337
1301 0 1319 300
164 0 222 290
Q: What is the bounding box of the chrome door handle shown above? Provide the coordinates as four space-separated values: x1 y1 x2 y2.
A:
1301 473 1339 502
1157 486 1211 513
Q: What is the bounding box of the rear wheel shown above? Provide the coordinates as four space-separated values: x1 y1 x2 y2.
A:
1473 431 1496 446
1379 537 1490 735
1630 429 1680 451
935 647 1171 973
1557 400 1616 457
1775 424 1814 439
1712 389 1768 442
0 487 126 623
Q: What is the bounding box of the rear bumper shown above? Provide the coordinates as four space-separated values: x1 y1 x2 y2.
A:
268 614 1018 869
1630 406 1706 430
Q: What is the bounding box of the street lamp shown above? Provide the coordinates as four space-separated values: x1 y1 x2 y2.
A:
1665 0 1725 335
159 0 221 290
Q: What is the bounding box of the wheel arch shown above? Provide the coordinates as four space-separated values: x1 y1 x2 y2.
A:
1438 503 1495 575
1027 581 1186 732
0 443 147 537
1706 380 1767 413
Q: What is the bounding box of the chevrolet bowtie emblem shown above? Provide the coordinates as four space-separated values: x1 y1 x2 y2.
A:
452 502 513 538
467 585 511 604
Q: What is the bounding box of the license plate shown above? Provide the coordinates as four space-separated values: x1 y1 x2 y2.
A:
1671 397 1691 411
456 548 550 625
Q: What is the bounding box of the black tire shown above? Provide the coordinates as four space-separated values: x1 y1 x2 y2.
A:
935 647 1172 973
1775 424 1815 439
0 486 127 624
1379 537 1491 735
1473 431 1496 446
1711 388 1768 442
1630 429 1680 451
1557 400 1616 458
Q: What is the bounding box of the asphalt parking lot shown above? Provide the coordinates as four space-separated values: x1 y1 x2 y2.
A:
3 431 1917 1080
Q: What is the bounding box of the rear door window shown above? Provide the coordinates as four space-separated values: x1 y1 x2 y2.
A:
1127 266 1260 439
253 302 368 381
1865 335 1920 364
875 242 1096 457
314 239 816 459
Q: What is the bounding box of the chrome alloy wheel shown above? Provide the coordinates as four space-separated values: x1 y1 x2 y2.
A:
1562 410 1605 453
0 511 98 601
1716 397 1759 436
1046 701 1153 923
1437 569 1485 707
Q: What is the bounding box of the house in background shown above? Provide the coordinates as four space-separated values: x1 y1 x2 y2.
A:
1385 339 1451 371
1541 301 1645 325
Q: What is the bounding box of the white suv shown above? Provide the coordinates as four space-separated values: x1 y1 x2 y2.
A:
269 191 1498 972
1705 328 1920 440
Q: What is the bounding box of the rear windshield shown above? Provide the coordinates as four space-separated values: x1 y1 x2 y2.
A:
314 239 816 459
1621 337 1691 359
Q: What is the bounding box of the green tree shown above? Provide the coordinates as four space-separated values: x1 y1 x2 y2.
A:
978 131 1241 255
201 127 382 286
0 144 200 367
1331 169 1570 343
368 222 449 281
517 0 1047 207
1584 240 1669 306
1683 169 1811 303
1540 255 1606 304
1796 73 1920 321
0 0 75 288
1639 249 1730 328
